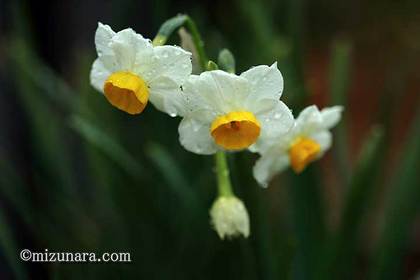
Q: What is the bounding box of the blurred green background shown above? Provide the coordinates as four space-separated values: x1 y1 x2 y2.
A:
0 0 419 279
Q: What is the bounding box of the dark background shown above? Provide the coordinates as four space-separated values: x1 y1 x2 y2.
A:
0 0 419 279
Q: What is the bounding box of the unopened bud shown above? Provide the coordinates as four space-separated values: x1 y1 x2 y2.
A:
210 196 250 239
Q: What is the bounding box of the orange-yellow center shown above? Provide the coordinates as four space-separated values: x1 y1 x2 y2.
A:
103 71 149 115
210 111 261 150
288 137 321 173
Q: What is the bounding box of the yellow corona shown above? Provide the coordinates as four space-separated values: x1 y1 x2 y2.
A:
210 111 261 150
288 137 321 173
103 72 149 115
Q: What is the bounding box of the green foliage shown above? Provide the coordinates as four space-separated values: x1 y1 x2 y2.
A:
369 114 420 280
0 0 418 279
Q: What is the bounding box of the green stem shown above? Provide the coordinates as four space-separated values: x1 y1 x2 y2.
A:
154 14 233 199
215 151 234 197
152 14 208 70
183 21 234 198
183 16 208 70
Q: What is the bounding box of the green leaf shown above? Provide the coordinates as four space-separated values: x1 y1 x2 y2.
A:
0 209 28 280
0 158 34 228
369 114 420 280
329 41 351 106
144 143 199 210
289 166 326 280
328 40 352 183
9 39 76 111
322 126 385 280
69 115 144 179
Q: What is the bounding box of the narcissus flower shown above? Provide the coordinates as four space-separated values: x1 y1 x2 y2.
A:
177 63 293 154
90 23 192 116
253 105 343 187
210 196 250 239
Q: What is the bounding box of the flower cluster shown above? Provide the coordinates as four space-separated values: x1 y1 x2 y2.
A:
90 22 343 239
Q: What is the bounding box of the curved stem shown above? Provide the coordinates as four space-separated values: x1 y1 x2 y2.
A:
153 14 234 199
181 19 233 198
152 15 208 70
183 16 208 70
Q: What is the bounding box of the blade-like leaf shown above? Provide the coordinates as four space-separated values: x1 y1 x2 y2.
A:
69 115 144 179
289 166 326 280
328 40 352 183
0 208 27 280
144 142 199 210
369 114 420 280
322 126 385 280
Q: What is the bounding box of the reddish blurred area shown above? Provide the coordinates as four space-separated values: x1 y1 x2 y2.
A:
304 5 419 276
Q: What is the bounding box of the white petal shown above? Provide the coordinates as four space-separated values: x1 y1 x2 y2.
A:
106 28 154 72
95 23 115 57
179 71 250 115
253 151 289 187
241 62 283 109
90 59 111 93
174 75 204 116
148 76 185 117
178 113 218 155
320 106 344 129
256 100 294 142
311 131 332 155
147 45 192 85
295 105 323 135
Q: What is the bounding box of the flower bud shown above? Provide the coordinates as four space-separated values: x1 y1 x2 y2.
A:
210 196 250 239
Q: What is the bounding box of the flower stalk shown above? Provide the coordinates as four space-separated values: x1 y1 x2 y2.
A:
153 14 249 239
170 17 236 199
152 14 208 69
215 151 234 197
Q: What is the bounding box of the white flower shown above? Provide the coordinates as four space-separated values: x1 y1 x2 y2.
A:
253 105 343 187
210 196 250 239
90 23 192 116
177 63 294 154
